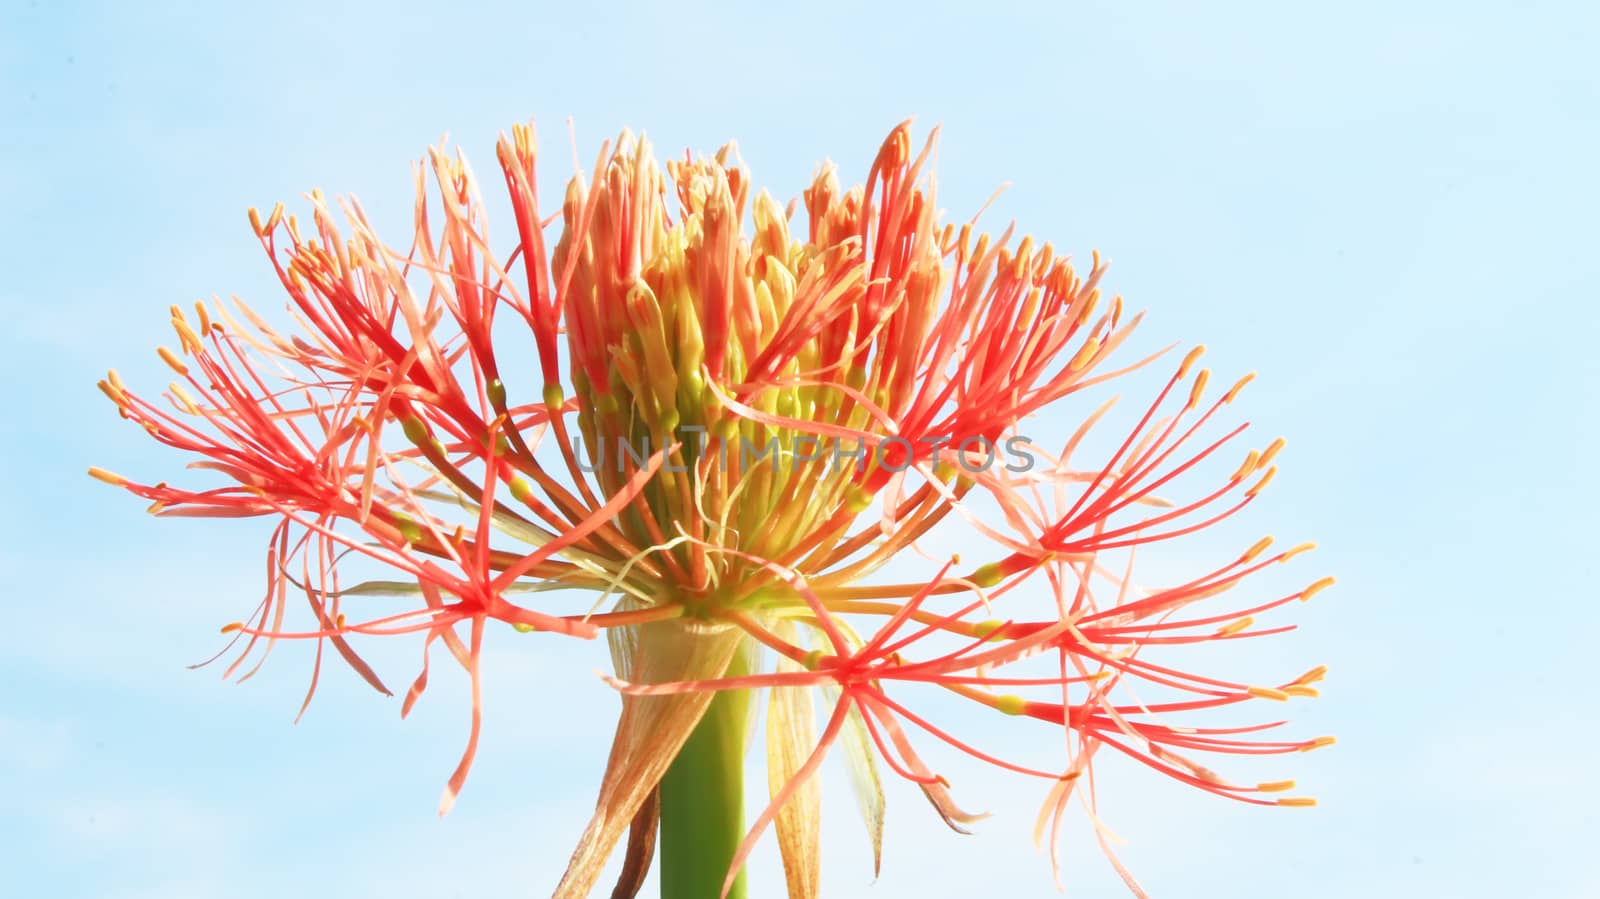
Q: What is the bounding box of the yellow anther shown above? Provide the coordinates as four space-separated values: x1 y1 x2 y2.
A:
995 694 1028 716
1300 736 1337 752
970 563 1006 589
1178 345 1206 379
391 513 423 545
400 416 430 447
171 316 203 353
508 476 535 506
247 207 265 234
97 380 125 406
1279 541 1316 563
1276 797 1317 808
1068 336 1101 372
542 383 565 408
157 346 189 376
1242 536 1274 563
1296 665 1329 685
802 649 826 670
220 622 243 634
1256 780 1296 793
1246 465 1277 498
1216 616 1254 636
973 619 1006 641
170 383 200 414
1187 368 1210 409
1258 437 1287 468
1300 576 1336 602
1248 686 1290 702
512 622 538 634
334 613 346 630
86 466 127 486
1283 685 1320 698
1231 450 1260 482
1223 372 1256 403
194 301 213 334
107 368 125 391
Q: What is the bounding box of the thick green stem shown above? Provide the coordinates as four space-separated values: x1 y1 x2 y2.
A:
658 647 751 899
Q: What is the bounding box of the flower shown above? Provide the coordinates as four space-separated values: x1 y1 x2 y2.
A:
92 119 1333 898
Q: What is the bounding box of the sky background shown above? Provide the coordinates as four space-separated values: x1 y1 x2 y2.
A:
3 1 1597 897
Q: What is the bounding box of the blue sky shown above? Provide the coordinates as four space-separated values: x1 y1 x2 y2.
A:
2 1 1597 897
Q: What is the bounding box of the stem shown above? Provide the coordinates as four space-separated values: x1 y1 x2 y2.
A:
658 644 752 899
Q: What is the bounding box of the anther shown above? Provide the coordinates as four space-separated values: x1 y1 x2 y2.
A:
1300 576 1335 602
1248 686 1290 702
1279 542 1316 563
1216 616 1254 636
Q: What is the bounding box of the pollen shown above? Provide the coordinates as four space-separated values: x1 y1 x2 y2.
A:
1276 797 1318 808
1256 780 1296 793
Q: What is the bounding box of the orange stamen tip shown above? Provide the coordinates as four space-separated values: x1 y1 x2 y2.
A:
1279 542 1316 563
1231 450 1260 482
1187 368 1210 408
1257 780 1296 793
1068 336 1101 373
220 622 243 634
1178 345 1206 378
334 613 346 629
1259 436 1287 468
1216 616 1255 636
1248 686 1290 702
1224 372 1256 403
1246 465 1278 498
1300 736 1337 752
1284 685 1320 698
1277 797 1318 808
1301 576 1336 601
86 466 127 486
1241 536 1274 563
1296 665 1329 685
157 345 189 375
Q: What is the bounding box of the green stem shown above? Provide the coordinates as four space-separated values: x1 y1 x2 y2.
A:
658 647 751 899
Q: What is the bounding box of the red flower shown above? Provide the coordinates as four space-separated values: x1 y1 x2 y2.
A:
94 120 1333 897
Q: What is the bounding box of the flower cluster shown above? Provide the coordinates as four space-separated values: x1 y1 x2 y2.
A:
93 120 1332 897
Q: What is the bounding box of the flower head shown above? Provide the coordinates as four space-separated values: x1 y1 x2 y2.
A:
94 119 1332 897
